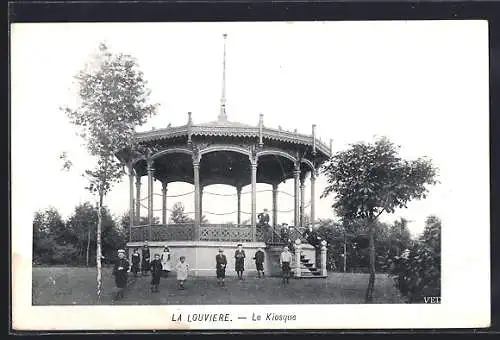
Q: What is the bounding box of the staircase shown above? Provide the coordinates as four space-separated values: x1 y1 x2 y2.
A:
292 253 326 279
264 228 326 279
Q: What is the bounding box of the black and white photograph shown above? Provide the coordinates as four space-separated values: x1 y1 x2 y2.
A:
11 20 490 330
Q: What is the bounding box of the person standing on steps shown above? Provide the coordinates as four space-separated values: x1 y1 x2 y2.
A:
280 223 289 244
160 246 172 278
141 241 151 276
150 253 163 292
112 249 130 301
131 248 140 278
280 246 293 284
253 248 265 278
216 248 227 287
234 243 246 280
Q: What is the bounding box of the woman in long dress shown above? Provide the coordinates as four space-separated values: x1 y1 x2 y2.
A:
160 246 172 278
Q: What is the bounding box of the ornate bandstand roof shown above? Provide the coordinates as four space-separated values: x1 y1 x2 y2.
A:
133 114 331 157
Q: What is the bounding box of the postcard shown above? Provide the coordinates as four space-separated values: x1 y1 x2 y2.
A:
11 20 490 330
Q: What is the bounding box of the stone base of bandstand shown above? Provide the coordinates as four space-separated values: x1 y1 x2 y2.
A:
126 241 317 277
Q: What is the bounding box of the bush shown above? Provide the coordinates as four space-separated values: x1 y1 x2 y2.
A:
45 243 80 265
388 216 441 303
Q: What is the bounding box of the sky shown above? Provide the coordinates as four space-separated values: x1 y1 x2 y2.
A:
11 21 489 237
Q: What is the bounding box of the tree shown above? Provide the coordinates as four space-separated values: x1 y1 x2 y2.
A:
169 202 191 224
32 207 82 265
389 215 441 302
119 212 159 241
321 137 437 302
66 202 97 266
62 43 158 301
33 208 67 264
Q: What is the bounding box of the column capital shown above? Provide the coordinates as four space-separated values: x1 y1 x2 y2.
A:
249 155 258 167
147 160 154 172
293 168 301 177
294 159 301 171
192 151 201 165
300 172 307 184
311 168 318 180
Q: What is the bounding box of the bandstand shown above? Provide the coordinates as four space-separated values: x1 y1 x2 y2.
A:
116 34 331 277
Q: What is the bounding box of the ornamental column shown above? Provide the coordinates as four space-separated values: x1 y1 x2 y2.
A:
236 186 242 226
293 163 300 228
200 186 203 222
272 183 278 228
193 157 201 241
135 175 141 224
128 166 134 242
300 176 306 228
147 159 154 240
250 156 258 241
311 169 316 229
162 181 168 225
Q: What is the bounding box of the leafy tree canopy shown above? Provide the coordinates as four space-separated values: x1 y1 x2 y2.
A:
62 42 158 196
321 137 438 222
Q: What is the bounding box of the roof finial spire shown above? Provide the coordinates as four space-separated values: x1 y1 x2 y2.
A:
218 33 228 122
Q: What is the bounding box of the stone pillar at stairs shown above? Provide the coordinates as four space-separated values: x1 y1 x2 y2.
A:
294 239 302 278
320 240 327 277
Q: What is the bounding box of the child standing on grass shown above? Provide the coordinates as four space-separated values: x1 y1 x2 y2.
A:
131 248 140 278
280 246 292 284
216 248 227 287
113 249 130 301
175 256 189 290
160 246 172 278
150 254 163 292
234 243 246 280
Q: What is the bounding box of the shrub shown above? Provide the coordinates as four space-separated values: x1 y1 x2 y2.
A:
388 216 441 303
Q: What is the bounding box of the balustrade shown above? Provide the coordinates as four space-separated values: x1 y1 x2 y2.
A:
130 224 267 242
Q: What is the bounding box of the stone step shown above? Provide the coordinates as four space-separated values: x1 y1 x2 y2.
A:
292 268 322 274
294 275 327 279
291 272 326 279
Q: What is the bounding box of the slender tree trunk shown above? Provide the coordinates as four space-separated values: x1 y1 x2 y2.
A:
86 225 91 267
96 193 103 303
365 220 376 303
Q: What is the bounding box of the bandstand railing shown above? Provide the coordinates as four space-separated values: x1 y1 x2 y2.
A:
130 224 268 243
130 223 309 244
130 224 196 242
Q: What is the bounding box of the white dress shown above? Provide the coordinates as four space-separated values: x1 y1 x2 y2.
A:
160 251 172 271
175 262 189 281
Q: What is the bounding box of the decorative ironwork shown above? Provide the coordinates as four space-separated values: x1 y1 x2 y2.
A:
130 225 149 242
200 224 253 242
130 224 268 242
130 224 195 242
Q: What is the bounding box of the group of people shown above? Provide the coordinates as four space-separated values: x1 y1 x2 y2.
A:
112 242 295 301
112 243 189 301
130 242 172 278
215 243 266 287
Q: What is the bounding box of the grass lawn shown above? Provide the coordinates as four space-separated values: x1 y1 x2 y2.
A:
32 266 405 305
